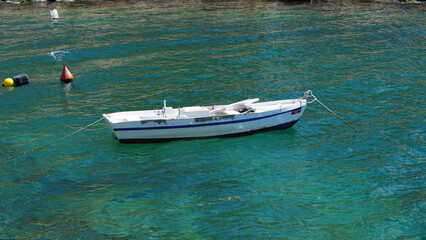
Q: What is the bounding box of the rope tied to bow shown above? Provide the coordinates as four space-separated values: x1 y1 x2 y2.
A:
302 90 359 132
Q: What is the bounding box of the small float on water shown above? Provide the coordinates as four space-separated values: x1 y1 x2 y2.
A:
2 74 30 87
103 91 311 143
60 64 73 83
50 9 59 20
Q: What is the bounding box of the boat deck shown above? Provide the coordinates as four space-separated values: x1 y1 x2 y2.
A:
104 99 302 124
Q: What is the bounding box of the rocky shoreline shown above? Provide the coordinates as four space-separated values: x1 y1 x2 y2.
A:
1 0 425 4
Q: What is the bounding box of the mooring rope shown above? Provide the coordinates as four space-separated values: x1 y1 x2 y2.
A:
304 90 359 132
3 116 105 163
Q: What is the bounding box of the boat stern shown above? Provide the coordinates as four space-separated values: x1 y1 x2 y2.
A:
102 113 119 137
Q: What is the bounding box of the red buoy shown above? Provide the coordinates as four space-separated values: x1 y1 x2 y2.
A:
60 63 74 82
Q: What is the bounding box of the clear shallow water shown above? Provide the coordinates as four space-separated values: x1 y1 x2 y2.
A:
0 2 425 239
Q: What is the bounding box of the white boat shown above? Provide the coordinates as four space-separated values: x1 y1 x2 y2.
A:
103 93 308 143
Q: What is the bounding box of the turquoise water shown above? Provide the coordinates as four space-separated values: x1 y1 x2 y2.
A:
0 2 425 238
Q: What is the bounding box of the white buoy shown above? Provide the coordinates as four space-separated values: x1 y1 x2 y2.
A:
50 9 59 19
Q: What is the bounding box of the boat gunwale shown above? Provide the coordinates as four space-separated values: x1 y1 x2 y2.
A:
112 106 303 131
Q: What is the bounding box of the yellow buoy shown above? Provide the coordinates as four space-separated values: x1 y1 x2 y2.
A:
3 78 14 87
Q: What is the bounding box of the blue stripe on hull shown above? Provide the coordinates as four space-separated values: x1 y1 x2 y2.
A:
118 120 299 143
114 107 302 131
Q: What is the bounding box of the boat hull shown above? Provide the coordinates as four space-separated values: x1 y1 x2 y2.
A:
118 119 299 143
104 101 306 143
